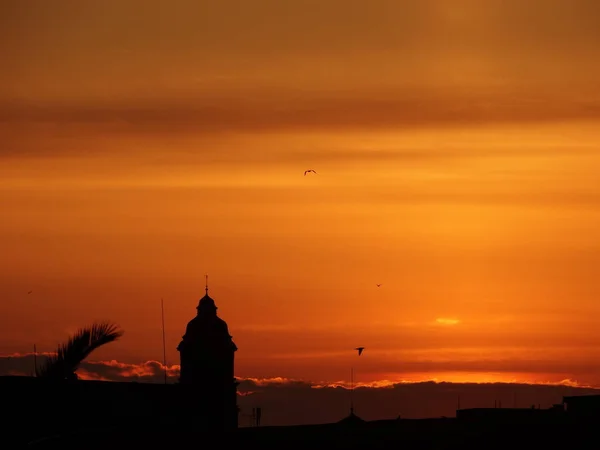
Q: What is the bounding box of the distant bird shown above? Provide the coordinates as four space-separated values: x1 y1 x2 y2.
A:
304 169 317 176
355 347 365 356
27 291 32 294
376 284 381 288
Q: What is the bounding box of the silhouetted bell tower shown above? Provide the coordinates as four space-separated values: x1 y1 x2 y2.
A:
177 276 239 430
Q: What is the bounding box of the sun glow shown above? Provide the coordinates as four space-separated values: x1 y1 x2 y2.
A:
436 318 460 326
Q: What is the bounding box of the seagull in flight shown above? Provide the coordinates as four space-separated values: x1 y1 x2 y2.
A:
376 284 381 288
304 169 317 176
355 347 365 356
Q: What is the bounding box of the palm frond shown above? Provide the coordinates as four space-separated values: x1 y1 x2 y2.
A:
37 321 124 379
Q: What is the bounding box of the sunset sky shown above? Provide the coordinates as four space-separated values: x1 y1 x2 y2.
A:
2 0 600 391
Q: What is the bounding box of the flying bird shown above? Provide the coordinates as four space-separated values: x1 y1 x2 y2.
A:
355 347 365 356
304 169 317 176
27 291 32 294
376 284 381 288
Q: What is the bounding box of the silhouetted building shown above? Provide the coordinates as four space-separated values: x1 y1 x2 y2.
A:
337 410 367 427
457 405 565 424
177 280 239 430
564 395 600 421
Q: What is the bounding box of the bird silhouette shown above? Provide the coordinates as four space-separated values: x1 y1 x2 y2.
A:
27 291 32 294
304 169 317 176
355 347 365 356
376 284 381 287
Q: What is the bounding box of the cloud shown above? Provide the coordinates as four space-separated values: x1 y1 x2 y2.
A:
0 352 54 377
0 352 180 383
2 0 600 98
1 91 599 138
2 0 599 136
2 353 600 425
77 359 181 382
7 352 600 385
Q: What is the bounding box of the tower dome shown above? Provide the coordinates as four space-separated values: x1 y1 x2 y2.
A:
176 275 239 429
197 292 216 312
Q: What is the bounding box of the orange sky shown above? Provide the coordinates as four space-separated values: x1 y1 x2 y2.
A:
2 0 600 387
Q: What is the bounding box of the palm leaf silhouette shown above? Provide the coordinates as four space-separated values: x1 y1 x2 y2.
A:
37 321 124 379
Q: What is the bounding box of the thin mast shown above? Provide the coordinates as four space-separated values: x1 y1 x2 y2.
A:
161 298 167 385
350 367 354 414
205 274 208 295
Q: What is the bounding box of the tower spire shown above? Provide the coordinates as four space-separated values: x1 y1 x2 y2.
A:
205 274 209 295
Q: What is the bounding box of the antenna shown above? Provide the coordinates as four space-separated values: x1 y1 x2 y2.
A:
350 367 354 414
205 274 209 295
161 298 167 385
33 344 37 377
256 406 262 427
